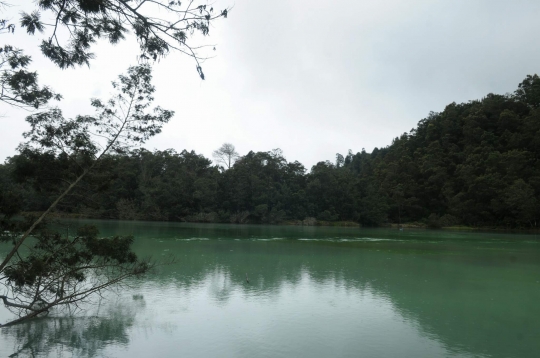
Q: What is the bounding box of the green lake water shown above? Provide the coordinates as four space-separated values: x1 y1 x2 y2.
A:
1 221 540 357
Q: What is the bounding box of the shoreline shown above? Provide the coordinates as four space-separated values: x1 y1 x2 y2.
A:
19 212 540 233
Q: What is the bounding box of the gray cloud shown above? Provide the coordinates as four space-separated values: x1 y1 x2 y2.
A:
2 0 540 168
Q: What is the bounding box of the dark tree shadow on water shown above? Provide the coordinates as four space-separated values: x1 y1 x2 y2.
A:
1 296 145 358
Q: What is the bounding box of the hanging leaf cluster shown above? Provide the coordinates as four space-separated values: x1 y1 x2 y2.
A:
2 224 149 319
0 45 62 108
20 0 230 78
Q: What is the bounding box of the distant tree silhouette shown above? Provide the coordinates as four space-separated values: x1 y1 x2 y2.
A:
213 143 239 169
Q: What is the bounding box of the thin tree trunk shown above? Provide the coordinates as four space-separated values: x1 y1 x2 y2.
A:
0 168 89 273
0 81 134 273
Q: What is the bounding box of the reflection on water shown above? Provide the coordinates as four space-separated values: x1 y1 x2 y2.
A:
1 221 540 357
1 298 143 357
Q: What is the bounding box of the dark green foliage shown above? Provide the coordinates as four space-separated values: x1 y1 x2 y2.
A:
0 163 22 220
515 74 540 109
0 64 174 217
218 150 305 223
2 222 149 320
360 80 540 228
3 74 540 228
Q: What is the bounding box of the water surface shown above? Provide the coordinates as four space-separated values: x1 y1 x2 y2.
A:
1 221 539 357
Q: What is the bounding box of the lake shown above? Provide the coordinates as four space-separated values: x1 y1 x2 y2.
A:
1 220 540 357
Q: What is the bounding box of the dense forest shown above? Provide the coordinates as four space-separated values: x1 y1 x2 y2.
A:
2 75 540 228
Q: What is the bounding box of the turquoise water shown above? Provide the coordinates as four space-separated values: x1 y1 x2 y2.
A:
1 221 539 357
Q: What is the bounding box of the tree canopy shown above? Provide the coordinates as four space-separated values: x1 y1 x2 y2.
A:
5 74 540 229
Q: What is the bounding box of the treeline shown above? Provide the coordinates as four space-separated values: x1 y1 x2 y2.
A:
2 75 540 228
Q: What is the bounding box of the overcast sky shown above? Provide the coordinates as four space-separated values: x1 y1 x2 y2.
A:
2 0 540 168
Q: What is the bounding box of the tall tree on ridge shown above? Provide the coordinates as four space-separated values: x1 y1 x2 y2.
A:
213 143 239 169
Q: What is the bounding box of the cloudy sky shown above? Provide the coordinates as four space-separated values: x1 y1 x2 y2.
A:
2 0 540 168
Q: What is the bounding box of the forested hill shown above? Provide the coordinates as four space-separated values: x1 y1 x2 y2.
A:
2 75 540 228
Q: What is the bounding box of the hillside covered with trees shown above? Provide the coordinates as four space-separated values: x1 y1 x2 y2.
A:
2 75 540 229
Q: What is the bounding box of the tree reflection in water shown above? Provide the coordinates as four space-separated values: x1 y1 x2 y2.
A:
1 296 145 358
2 223 540 358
